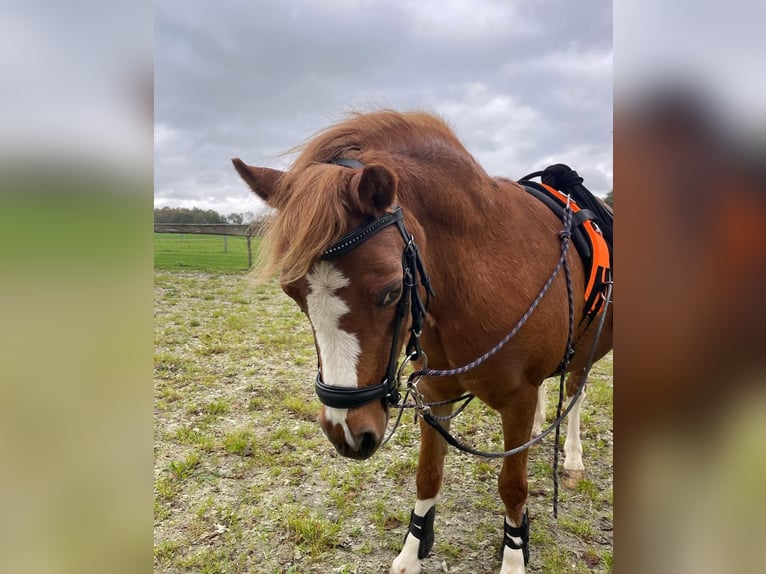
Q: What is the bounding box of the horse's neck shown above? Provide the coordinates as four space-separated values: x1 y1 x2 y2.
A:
406 175 523 249
403 177 527 305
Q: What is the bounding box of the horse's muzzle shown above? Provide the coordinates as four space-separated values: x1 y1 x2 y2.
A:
332 429 380 460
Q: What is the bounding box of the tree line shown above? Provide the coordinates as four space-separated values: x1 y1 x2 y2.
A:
154 207 257 225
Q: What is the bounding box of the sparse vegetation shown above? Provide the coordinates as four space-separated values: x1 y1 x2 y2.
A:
154 269 613 572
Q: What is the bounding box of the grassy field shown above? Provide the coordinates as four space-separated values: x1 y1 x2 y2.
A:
154 233 259 272
154 266 613 573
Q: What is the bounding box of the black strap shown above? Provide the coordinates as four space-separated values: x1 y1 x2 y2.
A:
541 163 613 252
571 208 595 228
314 373 390 409
521 182 592 262
407 506 436 560
502 508 530 566
320 207 404 260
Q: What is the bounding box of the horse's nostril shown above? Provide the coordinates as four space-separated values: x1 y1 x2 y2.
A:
359 431 377 457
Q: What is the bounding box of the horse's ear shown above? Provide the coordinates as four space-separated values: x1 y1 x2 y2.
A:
353 164 397 215
232 158 283 206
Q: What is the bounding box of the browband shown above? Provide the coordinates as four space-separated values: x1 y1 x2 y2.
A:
319 207 404 260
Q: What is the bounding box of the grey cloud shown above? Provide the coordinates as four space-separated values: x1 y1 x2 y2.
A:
155 0 612 214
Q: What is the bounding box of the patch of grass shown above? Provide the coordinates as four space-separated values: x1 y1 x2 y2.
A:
575 477 600 502
168 452 201 480
173 427 215 451
157 387 182 403
437 540 464 560
204 398 230 415
582 548 604 569
540 547 578 573
281 394 319 421
384 453 418 481
178 547 245 574
197 342 228 356
282 505 342 557
154 539 181 565
154 499 170 521
559 516 595 540
474 460 495 478
156 475 178 501
248 396 265 411
225 313 250 331
602 549 613 570
223 429 254 456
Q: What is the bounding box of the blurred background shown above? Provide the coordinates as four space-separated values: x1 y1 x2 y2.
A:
616 1 766 572
1 0 764 572
0 1 152 573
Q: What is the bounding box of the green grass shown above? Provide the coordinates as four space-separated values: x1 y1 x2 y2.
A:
222 429 254 456
154 233 259 272
282 505 342 557
154 270 613 573
168 452 201 480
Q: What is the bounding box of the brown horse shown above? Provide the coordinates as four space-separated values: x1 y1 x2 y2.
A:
233 110 613 574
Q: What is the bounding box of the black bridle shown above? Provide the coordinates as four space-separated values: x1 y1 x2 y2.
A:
313 158 434 410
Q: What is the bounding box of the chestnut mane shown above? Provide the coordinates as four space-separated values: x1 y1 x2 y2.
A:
260 110 484 282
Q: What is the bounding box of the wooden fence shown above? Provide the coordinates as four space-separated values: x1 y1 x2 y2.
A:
154 223 256 267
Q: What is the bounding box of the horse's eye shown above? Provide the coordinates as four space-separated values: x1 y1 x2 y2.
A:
378 286 402 307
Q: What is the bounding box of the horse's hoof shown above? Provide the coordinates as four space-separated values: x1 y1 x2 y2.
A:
561 469 585 489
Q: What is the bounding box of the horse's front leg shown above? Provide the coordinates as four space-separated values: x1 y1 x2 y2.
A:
498 387 537 574
390 399 453 574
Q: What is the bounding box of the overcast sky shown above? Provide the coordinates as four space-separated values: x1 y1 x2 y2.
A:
155 0 612 215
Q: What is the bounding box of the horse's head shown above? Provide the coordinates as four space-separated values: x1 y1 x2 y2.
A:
234 156 422 460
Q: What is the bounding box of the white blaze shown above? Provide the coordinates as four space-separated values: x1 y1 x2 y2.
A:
306 261 361 446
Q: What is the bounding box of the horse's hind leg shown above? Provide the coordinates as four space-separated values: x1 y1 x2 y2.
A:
562 371 586 487
390 399 453 574
497 386 538 574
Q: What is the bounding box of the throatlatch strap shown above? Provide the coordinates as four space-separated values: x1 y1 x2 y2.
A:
406 506 436 560
502 509 530 566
